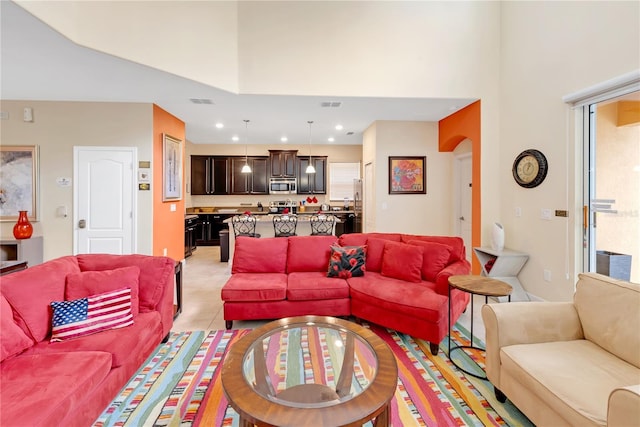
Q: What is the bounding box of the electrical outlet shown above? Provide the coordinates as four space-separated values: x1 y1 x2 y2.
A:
515 207 522 217
544 269 552 282
163 248 168 256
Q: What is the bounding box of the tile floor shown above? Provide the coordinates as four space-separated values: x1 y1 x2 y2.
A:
171 246 487 343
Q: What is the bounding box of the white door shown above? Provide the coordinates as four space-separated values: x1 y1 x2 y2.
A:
74 147 136 254
455 154 473 262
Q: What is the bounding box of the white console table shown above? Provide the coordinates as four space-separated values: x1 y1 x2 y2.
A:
473 246 529 302
0 236 43 268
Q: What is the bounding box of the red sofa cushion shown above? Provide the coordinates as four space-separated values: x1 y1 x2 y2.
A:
66 266 140 317
287 272 350 301
287 235 337 272
221 273 287 301
406 240 451 282
76 254 175 312
0 256 80 342
232 237 288 274
22 311 161 368
0 295 33 362
0 351 112 426
348 272 446 323
338 232 402 247
381 241 424 283
365 238 387 272
401 234 464 264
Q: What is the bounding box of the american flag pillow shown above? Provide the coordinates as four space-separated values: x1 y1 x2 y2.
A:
50 287 133 342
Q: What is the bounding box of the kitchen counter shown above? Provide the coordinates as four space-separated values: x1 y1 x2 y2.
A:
186 207 354 215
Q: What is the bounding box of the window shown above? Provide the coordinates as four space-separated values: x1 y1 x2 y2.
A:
329 163 361 201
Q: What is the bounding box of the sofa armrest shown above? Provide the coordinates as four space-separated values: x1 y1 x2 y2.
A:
481 302 584 387
434 259 471 295
608 385 640 427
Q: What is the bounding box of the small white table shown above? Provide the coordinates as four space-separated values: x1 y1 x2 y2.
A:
473 247 529 301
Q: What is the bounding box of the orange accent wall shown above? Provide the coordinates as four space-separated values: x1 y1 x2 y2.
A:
153 104 186 262
438 101 481 273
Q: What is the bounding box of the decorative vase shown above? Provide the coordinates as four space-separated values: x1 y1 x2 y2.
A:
491 222 504 252
13 210 33 240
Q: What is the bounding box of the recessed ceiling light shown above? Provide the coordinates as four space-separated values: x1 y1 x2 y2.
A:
232 136 239 142
215 122 224 129
335 124 343 131
281 136 288 142
328 137 335 142
448 105 459 111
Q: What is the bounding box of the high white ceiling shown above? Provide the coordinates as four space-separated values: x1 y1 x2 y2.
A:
0 1 476 146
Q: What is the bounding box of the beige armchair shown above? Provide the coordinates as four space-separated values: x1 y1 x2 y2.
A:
481 273 640 427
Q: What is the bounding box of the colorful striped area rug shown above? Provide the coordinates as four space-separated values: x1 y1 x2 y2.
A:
94 323 533 427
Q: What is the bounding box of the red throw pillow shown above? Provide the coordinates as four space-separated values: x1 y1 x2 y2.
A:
0 295 33 362
365 238 387 273
327 245 367 278
381 241 424 283
232 236 289 274
407 240 451 282
65 266 140 317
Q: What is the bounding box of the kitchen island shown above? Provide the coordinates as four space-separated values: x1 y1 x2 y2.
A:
223 214 341 265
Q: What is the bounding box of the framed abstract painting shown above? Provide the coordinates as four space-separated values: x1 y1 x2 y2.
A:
0 145 39 221
388 156 426 194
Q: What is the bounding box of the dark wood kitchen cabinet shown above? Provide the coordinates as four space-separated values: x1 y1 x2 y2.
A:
269 150 298 178
297 156 327 194
196 214 232 246
231 157 268 195
190 156 229 195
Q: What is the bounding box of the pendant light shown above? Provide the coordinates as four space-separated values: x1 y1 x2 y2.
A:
241 119 251 174
305 120 316 174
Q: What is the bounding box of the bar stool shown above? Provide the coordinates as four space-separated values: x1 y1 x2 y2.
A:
310 214 336 236
273 215 297 237
232 215 261 238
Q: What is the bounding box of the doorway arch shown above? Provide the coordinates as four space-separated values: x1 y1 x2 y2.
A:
438 101 481 273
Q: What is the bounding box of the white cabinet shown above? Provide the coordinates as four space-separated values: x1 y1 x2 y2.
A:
0 236 43 267
473 246 529 301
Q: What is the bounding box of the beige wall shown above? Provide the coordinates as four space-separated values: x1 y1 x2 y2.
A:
0 101 154 260
16 1 240 93
363 121 454 235
186 142 362 208
6 1 639 299
499 1 640 300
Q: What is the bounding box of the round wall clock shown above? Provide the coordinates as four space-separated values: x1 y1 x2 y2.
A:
512 149 548 188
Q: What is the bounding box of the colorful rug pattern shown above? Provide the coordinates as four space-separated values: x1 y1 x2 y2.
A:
94 324 533 427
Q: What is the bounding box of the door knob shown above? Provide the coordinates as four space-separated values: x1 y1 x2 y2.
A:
78 219 86 228
459 216 465 221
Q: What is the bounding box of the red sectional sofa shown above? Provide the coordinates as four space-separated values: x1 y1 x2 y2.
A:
0 254 175 427
221 232 471 355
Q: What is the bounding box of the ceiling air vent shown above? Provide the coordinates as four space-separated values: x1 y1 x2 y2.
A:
320 101 342 108
189 98 214 105
346 132 354 135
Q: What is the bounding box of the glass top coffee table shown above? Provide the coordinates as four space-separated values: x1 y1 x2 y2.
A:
221 316 398 426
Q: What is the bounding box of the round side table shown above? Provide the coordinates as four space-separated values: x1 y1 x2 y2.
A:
447 275 513 380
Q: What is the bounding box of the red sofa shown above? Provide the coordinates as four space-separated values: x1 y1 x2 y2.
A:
0 254 175 427
221 232 471 355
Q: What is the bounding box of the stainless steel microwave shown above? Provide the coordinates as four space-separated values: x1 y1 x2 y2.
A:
269 178 297 194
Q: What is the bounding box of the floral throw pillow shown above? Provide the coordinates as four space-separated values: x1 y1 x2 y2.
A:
327 245 366 278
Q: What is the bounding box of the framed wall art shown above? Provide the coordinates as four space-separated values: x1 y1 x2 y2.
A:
163 134 182 201
0 145 39 221
388 156 426 194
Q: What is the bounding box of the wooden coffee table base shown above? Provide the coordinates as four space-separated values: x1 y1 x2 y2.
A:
222 316 397 427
